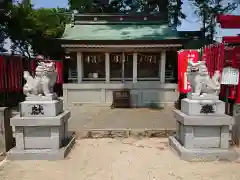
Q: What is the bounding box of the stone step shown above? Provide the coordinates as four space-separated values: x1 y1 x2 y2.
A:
75 129 176 139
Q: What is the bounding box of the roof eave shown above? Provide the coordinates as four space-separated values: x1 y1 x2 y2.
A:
61 44 183 48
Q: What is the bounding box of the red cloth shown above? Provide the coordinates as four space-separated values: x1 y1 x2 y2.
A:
13 57 17 91
220 85 225 98
220 85 236 100
229 86 236 100
7 58 13 91
220 23 240 29
31 59 37 76
223 36 240 44
213 45 217 74
217 15 240 28
19 58 23 91
218 43 225 72
5 57 24 92
236 74 240 103
204 44 225 76
0 56 7 91
15 57 23 91
224 46 240 68
232 47 240 68
208 45 214 77
55 61 63 84
204 46 210 73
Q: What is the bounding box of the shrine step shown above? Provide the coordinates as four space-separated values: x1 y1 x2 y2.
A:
75 129 176 139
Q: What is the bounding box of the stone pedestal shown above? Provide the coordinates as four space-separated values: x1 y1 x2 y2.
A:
7 97 75 160
169 95 238 161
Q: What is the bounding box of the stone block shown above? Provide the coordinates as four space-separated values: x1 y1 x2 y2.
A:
187 94 219 100
7 134 75 160
181 98 225 116
174 110 231 149
25 95 58 101
170 97 239 162
14 123 68 150
0 107 13 153
232 112 240 146
11 111 70 150
11 111 70 126
169 136 238 162
174 110 233 126
20 99 63 117
177 124 228 149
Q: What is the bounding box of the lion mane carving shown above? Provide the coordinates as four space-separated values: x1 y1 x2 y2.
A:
23 62 57 97
187 60 221 96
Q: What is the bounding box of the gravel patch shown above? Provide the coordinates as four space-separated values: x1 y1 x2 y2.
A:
0 138 240 180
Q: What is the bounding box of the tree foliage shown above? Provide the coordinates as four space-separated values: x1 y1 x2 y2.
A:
5 0 238 59
5 1 69 58
0 0 12 52
2 0 185 58
189 0 238 42
68 0 185 27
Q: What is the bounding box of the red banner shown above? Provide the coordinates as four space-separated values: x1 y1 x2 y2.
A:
55 61 63 84
178 50 199 93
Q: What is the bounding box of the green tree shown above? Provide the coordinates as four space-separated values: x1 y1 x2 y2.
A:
7 2 35 57
0 0 12 52
30 8 69 58
6 1 69 58
68 0 185 27
189 0 238 42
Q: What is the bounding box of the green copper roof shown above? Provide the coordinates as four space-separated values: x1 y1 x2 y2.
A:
61 23 180 40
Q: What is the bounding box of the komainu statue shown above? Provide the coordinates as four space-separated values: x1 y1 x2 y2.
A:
187 60 221 96
23 62 57 97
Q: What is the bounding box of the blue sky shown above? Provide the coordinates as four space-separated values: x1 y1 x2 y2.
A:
31 0 240 39
4 0 240 53
31 0 69 9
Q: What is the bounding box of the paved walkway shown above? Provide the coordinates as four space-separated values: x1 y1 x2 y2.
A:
68 106 176 132
1 138 240 180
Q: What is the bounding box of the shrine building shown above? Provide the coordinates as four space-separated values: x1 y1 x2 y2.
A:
60 13 201 108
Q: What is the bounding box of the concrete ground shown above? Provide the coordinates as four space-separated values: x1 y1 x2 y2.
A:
68 106 176 131
1 106 176 157
1 138 240 180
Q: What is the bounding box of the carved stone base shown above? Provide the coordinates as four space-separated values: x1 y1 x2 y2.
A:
7 134 75 160
25 94 58 101
187 94 219 100
11 111 70 150
181 98 225 116
169 109 238 162
174 110 232 149
169 136 238 162
20 99 63 117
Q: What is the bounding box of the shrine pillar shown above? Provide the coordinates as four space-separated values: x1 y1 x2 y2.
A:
133 52 138 83
105 52 110 83
160 51 166 83
77 52 83 83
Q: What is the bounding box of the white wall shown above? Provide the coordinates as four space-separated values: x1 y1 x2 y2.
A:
63 82 178 108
